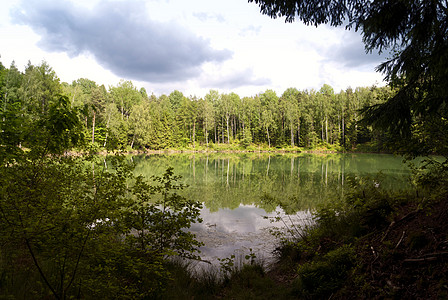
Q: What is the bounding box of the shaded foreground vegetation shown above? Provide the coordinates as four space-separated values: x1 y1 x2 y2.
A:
0 153 204 299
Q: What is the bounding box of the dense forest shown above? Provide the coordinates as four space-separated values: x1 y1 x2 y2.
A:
0 59 395 152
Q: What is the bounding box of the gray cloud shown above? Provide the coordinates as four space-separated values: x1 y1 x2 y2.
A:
11 0 232 82
202 68 271 89
323 31 389 70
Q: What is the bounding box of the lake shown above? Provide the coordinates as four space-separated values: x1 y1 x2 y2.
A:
132 152 413 267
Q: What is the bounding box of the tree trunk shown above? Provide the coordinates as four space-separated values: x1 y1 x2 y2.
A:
290 124 294 147
214 124 217 144
266 127 270 148
91 110 96 144
104 112 111 147
234 116 236 140
321 121 324 142
103 132 108 148
193 120 196 148
338 114 341 143
226 115 230 144
204 116 208 147
222 119 224 144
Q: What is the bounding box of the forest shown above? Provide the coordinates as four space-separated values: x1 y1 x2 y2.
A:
0 59 395 153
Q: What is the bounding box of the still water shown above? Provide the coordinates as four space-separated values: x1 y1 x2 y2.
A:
133 153 413 265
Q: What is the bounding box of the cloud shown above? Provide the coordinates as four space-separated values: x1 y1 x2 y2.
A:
193 12 225 23
239 25 262 36
11 0 232 83
323 31 388 70
201 68 271 89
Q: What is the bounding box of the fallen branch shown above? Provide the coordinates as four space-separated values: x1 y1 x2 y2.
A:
403 252 448 263
404 257 437 263
421 252 448 258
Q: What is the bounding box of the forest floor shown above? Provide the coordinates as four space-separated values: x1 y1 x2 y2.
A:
351 197 448 299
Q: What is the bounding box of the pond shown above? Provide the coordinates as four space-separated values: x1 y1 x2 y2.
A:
132 152 414 267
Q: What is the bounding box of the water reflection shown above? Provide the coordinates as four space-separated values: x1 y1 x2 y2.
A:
190 205 313 266
134 153 412 212
133 153 412 264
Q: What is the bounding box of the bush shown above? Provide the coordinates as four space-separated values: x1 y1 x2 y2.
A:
295 245 356 298
0 155 203 299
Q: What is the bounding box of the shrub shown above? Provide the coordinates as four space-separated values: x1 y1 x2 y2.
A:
295 245 356 299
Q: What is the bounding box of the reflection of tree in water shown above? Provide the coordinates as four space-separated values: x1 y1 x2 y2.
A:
132 153 413 214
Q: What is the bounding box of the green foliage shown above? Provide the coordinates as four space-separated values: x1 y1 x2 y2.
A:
0 154 203 298
126 167 203 258
411 157 448 199
36 95 85 154
218 255 236 278
240 128 253 148
309 174 401 248
218 250 260 281
295 245 356 299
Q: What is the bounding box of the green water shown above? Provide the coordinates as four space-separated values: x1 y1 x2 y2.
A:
133 152 413 212
132 153 413 262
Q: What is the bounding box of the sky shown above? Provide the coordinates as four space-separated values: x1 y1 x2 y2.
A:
1 0 387 98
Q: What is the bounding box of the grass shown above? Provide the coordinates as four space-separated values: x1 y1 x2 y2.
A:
162 253 294 300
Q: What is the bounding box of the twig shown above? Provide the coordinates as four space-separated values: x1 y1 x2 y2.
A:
370 245 379 280
381 221 395 242
420 252 448 258
395 231 406 249
404 257 437 263
287 214 303 239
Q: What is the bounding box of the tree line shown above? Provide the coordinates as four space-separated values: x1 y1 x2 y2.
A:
1 59 396 152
